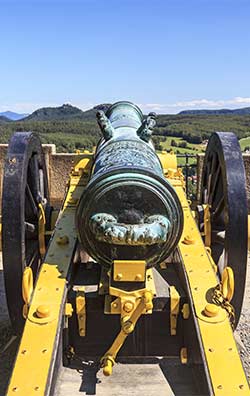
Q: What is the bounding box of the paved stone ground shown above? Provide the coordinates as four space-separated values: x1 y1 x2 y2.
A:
0 256 249 395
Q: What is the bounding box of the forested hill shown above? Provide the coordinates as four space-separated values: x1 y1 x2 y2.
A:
179 107 250 115
23 103 111 121
20 103 250 121
0 103 250 152
0 115 11 123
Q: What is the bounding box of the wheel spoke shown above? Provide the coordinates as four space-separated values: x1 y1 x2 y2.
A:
29 154 41 202
212 194 224 219
208 166 221 204
26 183 38 218
25 240 40 267
207 153 217 199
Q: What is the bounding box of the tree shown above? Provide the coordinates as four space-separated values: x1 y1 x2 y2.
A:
171 139 178 147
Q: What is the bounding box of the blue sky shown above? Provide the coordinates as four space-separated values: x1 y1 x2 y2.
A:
0 0 250 114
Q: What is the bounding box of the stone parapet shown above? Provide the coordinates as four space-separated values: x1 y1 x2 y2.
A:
0 144 249 211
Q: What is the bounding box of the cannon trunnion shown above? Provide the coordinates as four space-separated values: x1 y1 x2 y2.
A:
2 103 249 395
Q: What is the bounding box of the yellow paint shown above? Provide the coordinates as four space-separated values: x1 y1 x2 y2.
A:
22 267 33 304
113 260 146 282
157 151 177 175
204 303 219 317
36 305 50 318
101 291 153 376
65 303 73 317
172 180 250 395
7 158 90 396
181 303 190 319
203 204 211 247
183 235 195 245
180 347 188 364
76 289 86 337
38 203 46 256
170 286 180 335
221 266 234 302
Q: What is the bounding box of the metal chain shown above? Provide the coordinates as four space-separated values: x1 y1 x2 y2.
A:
212 285 235 329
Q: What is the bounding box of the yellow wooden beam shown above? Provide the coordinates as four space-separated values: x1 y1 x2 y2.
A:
171 179 249 395
7 156 92 396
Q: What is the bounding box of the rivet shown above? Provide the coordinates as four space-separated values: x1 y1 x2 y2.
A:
208 348 214 352
183 235 195 245
217 385 223 390
204 303 219 317
56 235 69 245
42 349 48 354
116 273 122 281
113 302 118 309
194 287 198 291
12 387 18 392
228 347 233 352
135 274 142 281
36 305 50 318
34 386 40 391
56 287 60 291
21 349 27 355
239 385 244 390
123 301 134 313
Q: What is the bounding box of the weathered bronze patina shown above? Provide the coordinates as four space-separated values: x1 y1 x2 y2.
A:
76 101 183 266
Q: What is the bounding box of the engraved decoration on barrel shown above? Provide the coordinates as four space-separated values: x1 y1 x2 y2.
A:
76 101 183 267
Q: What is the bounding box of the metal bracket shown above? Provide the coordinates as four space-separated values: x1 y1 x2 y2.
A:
170 286 180 335
76 288 86 337
113 260 146 282
203 204 211 247
101 291 153 376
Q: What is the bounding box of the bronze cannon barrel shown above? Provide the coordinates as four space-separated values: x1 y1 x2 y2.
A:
76 101 183 267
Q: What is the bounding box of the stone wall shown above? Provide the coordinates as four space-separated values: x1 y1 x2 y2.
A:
0 144 249 210
0 144 92 209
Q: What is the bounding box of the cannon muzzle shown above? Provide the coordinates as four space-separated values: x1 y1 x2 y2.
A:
76 101 183 267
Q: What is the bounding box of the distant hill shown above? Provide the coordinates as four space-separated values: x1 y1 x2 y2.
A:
23 103 111 122
0 111 29 120
0 115 11 123
23 104 84 121
178 107 250 115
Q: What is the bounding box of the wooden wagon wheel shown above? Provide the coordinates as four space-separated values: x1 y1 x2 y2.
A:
199 132 248 327
2 132 50 334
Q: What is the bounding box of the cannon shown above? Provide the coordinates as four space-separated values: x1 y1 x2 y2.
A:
76 102 183 266
1 102 249 395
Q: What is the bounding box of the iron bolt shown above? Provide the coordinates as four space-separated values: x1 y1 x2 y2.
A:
123 301 134 313
36 305 50 318
204 303 219 317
